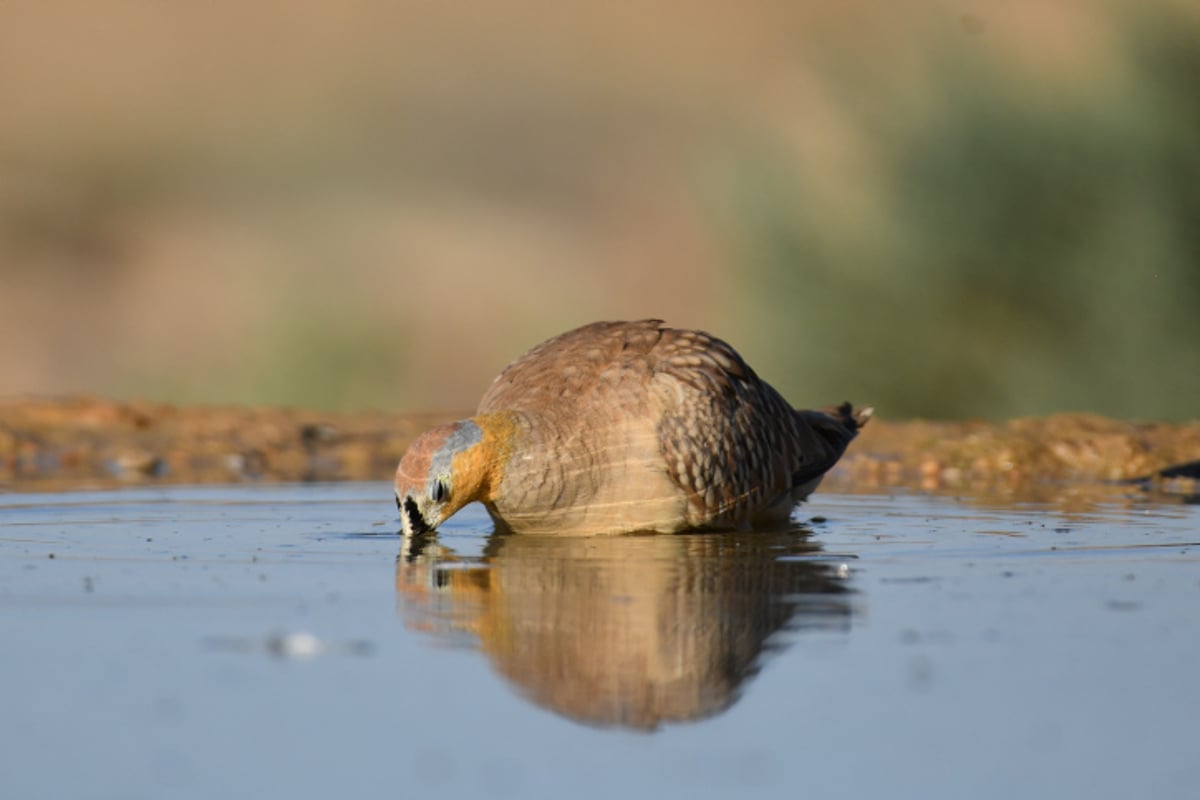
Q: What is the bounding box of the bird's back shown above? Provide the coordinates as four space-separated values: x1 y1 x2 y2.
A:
478 319 667 415
477 320 863 532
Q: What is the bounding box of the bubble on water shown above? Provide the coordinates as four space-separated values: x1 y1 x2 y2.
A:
268 631 323 659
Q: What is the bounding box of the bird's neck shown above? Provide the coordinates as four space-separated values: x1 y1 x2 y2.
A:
460 411 528 503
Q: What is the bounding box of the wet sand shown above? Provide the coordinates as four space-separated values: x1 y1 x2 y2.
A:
2 396 1197 501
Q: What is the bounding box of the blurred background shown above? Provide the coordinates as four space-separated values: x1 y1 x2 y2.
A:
1 0 1197 420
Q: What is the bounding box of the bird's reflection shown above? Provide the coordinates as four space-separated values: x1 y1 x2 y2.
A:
395 525 856 731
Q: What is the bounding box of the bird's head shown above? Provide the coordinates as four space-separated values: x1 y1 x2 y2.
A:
394 416 513 535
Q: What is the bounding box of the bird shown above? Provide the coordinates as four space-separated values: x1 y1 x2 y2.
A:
394 320 870 536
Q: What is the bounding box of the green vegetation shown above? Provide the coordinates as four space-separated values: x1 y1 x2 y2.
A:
725 5 1200 419
1 2 1196 420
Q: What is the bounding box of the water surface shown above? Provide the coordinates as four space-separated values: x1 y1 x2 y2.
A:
1 485 1197 799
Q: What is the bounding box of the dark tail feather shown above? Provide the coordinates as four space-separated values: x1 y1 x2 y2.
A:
789 402 872 491
825 401 873 434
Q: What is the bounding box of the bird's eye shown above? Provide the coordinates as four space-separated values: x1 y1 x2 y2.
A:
430 479 449 503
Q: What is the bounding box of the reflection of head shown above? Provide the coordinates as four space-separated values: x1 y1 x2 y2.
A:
396 531 853 731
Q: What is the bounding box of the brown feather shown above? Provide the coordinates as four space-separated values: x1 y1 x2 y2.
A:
459 320 868 533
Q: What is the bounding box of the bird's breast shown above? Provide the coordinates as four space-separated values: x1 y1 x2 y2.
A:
489 414 688 535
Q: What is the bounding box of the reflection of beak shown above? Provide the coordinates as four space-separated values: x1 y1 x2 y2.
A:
402 495 432 535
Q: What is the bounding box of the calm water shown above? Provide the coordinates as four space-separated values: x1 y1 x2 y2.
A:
1 484 1197 799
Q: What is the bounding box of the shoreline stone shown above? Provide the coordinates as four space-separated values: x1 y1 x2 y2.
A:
2 396 1197 504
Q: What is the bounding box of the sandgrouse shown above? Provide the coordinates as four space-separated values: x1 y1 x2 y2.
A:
395 320 870 536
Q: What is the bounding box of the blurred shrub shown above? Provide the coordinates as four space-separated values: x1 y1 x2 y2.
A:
724 4 1200 420
2 2 1196 421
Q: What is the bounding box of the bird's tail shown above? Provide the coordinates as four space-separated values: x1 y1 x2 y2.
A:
788 402 873 490
825 401 873 434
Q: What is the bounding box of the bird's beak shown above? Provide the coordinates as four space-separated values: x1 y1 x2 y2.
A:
400 494 432 535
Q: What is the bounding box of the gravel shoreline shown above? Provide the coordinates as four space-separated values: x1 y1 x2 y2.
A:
3 396 1197 503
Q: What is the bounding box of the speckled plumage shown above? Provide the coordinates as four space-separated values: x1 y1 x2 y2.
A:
395 320 870 535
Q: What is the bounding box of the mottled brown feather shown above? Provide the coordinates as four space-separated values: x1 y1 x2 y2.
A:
468 320 867 533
